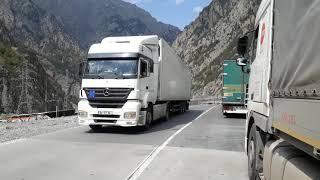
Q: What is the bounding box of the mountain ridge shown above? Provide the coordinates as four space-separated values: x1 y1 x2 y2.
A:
32 0 181 48
173 0 261 97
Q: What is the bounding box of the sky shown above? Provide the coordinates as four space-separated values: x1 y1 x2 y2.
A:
123 0 212 30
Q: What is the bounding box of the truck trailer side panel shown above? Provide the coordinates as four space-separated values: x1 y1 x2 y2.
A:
158 39 192 101
272 0 320 151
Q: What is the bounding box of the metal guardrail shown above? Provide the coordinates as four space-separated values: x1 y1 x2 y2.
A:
190 97 222 105
4 109 76 122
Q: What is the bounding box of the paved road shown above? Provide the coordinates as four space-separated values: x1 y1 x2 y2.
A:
0 105 248 180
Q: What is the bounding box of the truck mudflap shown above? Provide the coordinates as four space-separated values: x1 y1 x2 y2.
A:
263 140 320 180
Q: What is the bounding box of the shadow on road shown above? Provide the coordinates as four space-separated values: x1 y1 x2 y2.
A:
224 114 246 119
85 110 205 135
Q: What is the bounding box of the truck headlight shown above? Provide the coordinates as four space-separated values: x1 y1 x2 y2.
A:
78 110 88 118
124 112 137 119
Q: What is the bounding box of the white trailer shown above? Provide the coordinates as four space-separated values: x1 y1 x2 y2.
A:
237 0 320 179
78 35 192 130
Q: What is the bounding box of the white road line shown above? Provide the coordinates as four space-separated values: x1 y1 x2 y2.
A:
126 105 217 180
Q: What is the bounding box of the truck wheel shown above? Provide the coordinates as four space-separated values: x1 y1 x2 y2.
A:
163 106 170 121
248 123 264 180
182 103 187 113
142 110 152 131
89 125 103 131
180 103 185 113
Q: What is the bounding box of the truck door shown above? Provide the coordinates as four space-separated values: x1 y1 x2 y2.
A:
248 2 272 114
139 58 154 106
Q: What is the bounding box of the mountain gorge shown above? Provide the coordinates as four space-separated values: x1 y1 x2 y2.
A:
32 0 181 48
173 0 261 97
0 0 181 114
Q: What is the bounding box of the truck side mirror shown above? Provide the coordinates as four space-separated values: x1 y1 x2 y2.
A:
237 57 248 66
79 62 85 77
237 36 249 57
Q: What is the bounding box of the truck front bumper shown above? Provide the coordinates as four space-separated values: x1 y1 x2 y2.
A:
223 105 248 114
78 100 146 127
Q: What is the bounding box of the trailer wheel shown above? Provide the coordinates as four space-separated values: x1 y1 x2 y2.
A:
248 123 264 180
180 103 186 113
89 125 103 131
183 102 187 113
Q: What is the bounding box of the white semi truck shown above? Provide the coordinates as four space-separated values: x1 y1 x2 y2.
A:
237 0 320 179
78 35 192 130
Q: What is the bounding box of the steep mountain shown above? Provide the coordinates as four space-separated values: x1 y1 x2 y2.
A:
32 0 181 47
0 0 83 114
173 0 261 97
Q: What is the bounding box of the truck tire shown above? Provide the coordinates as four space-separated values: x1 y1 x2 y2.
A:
89 125 103 131
180 103 186 113
142 109 152 131
248 123 265 180
182 102 187 113
163 106 170 121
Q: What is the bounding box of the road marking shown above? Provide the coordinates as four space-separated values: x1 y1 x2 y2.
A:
126 105 217 180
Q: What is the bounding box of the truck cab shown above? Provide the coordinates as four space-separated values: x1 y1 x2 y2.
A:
78 36 159 129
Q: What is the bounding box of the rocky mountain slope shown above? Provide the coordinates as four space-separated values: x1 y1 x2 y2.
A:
0 0 81 114
0 0 180 114
173 0 261 98
32 0 181 47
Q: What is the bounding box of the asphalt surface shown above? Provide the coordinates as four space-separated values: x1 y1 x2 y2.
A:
0 104 248 180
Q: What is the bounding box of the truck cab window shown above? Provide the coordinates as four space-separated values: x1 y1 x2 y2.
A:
251 26 259 63
140 60 149 78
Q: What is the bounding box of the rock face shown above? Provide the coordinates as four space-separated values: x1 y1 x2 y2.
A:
0 0 82 114
173 0 261 98
0 0 180 114
32 0 181 47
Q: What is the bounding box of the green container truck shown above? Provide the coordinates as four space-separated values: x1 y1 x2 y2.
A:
222 60 249 115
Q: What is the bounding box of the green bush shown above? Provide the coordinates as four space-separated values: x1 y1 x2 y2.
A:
0 44 23 73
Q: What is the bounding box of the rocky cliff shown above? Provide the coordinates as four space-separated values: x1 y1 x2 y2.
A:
0 0 81 114
173 0 261 98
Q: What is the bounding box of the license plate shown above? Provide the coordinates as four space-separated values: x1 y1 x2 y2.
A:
98 111 113 115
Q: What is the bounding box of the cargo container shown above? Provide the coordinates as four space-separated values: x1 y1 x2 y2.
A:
222 60 249 115
237 0 320 179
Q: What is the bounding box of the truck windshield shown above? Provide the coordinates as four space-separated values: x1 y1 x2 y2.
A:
84 58 138 79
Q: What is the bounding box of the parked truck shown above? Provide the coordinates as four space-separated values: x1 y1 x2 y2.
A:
222 60 249 115
78 35 192 130
237 0 320 179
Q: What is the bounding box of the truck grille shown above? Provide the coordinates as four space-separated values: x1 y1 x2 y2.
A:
92 114 120 118
94 120 117 124
84 88 133 108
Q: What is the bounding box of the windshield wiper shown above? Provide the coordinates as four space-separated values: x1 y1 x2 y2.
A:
84 74 104 79
113 72 125 79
